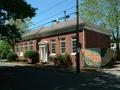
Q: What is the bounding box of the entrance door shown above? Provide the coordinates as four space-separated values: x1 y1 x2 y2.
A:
39 45 48 62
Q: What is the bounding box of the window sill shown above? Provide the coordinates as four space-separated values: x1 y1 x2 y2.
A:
50 53 56 56
70 53 76 55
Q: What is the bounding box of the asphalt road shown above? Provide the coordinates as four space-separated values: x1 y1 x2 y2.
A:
0 63 120 90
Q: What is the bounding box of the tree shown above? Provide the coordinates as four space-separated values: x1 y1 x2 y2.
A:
0 40 11 59
0 0 36 51
80 0 120 60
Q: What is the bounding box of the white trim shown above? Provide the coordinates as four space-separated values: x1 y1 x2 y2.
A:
50 40 56 54
70 53 76 55
20 46 23 52
71 37 76 54
39 43 48 62
60 38 66 54
20 52 23 56
50 53 56 56
38 40 48 45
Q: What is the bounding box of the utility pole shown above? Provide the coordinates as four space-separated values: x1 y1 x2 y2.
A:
76 0 80 73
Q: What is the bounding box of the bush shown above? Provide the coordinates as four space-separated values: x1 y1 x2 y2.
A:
63 53 72 66
56 53 72 66
0 40 11 59
7 52 18 62
24 50 39 64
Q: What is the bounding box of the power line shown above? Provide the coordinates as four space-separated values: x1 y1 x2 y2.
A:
28 12 76 31
33 5 76 25
36 0 68 17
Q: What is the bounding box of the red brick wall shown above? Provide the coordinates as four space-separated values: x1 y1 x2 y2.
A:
85 30 110 48
38 32 84 66
14 29 110 67
14 39 37 59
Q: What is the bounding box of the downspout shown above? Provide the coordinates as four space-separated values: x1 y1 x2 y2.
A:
82 28 85 68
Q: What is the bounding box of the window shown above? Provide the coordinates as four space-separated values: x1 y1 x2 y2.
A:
16 44 19 52
20 47 23 52
16 47 19 52
29 46 33 50
24 42 27 45
51 39 56 53
25 46 28 51
24 42 28 51
72 37 76 53
29 41 33 45
20 43 23 46
60 38 65 53
19 43 23 52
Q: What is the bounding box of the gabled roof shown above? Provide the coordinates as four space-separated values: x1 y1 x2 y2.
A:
22 18 110 40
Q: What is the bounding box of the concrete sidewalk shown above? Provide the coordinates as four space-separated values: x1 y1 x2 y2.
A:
102 64 120 77
0 62 30 67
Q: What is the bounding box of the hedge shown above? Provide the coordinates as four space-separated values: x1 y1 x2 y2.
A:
7 52 18 62
24 50 39 64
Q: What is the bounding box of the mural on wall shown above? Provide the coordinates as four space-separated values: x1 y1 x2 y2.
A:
82 49 101 67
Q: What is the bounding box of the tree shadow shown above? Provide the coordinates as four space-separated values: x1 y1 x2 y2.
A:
0 66 120 90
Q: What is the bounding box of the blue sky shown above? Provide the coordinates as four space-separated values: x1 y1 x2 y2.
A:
26 0 79 30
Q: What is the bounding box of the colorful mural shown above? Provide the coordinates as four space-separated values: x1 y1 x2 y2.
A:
82 49 101 67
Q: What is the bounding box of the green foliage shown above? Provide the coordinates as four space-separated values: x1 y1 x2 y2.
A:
80 0 120 37
7 52 18 62
0 40 11 59
56 54 64 65
24 50 39 64
80 0 120 59
55 53 72 66
9 18 32 32
0 0 36 46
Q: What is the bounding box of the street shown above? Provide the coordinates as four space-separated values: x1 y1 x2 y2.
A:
0 63 120 90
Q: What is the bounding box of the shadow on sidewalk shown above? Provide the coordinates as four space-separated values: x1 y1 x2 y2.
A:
0 66 120 90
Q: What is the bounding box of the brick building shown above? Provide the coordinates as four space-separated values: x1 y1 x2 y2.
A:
14 19 110 68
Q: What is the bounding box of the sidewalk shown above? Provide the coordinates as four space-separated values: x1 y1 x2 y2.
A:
0 62 30 67
102 64 120 77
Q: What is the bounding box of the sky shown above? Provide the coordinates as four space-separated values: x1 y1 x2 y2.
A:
26 0 79 30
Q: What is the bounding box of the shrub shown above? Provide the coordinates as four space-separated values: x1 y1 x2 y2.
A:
48 55 58 65
7 52 18 62
56 53 72 66
0 40 11 59
63 53 72 66
56 54 64 65
24 50 39 64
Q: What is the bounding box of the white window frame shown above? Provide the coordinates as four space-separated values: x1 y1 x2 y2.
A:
50 40 56 55
24 42 33 51
20 46 23 56
60 38 65 54
71 37 76 55
29 45 33 50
